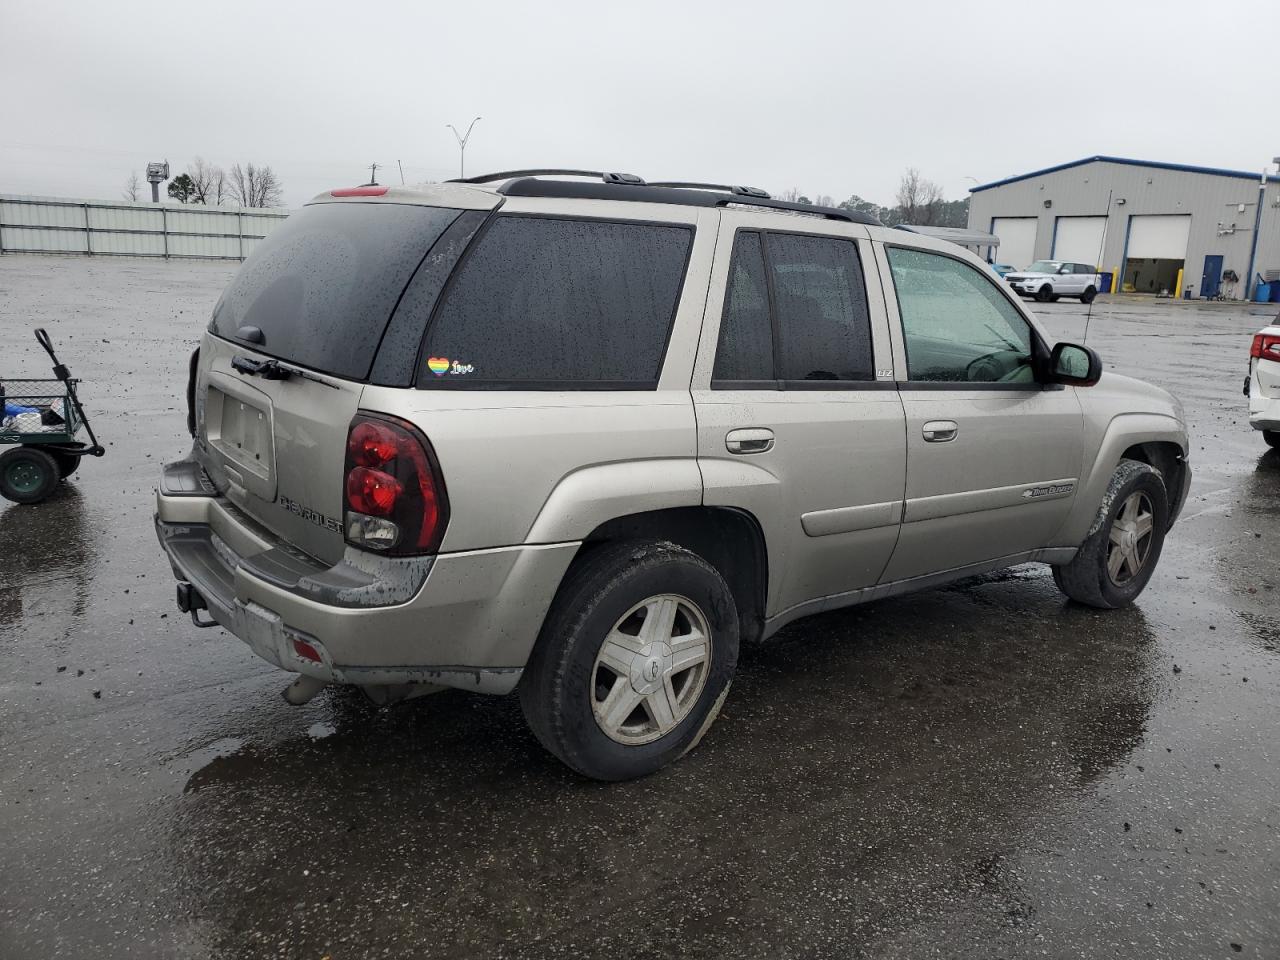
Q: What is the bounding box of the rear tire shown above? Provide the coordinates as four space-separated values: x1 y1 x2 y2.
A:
0 447 60 504
1080 286 1097 304
49 451 80 478
1265 430 1280 449
1052 459 1168 608
519 540 739 781
1036 285 1054 303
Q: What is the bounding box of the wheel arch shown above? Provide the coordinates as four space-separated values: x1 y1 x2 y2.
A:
568 506 769 645
1119 440 1189 529
1056 414 1187 544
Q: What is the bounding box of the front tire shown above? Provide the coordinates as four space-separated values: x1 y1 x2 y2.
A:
0 447 60 504
1052 460 1169 608
519 540 739 781
1036 285 1054 303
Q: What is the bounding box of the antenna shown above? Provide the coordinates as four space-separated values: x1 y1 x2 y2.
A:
1083 189 1112 346
397 160 405 185
364 162 381 186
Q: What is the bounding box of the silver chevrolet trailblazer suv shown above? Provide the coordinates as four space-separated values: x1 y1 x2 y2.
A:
156 170 1191 780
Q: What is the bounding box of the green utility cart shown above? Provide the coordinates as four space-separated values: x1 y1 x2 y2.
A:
0 328 105 504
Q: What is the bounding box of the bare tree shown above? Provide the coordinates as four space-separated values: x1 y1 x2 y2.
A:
228 162 283 208
839 194 887 221
812 194 834 208
895 167 946 225
122 171 141 202
188 156 229 206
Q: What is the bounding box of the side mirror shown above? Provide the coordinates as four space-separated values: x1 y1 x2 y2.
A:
1058 266 1072 274
1049 342 1102 386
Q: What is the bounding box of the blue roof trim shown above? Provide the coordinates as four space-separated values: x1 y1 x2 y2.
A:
970 155 1280 192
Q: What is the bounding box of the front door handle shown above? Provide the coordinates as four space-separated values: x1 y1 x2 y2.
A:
922 420 958 443
726 428 775 455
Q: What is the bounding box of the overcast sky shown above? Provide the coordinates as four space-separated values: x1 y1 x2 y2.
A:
3 0 1277 209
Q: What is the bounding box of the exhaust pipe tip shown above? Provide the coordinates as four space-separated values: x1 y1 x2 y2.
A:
282 674 328 706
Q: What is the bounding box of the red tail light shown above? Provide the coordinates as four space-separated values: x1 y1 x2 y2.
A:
1251 333 1280 360
346 466 403 515
343 413 449 555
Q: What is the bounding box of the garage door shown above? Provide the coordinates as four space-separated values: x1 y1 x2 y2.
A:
1126 215 1191 260
1053 217 1106 265
990 217 1038 269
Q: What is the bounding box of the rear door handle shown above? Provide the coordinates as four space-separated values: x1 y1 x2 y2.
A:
922 420 958 442
726 428 775 455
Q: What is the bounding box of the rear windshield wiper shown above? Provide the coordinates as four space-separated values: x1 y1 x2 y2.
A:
232 355 292 380
231 355 338 389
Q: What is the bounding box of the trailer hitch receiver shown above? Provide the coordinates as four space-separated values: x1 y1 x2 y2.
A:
176 581 218 628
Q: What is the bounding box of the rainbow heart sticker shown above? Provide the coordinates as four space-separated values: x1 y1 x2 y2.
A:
427 357 450 377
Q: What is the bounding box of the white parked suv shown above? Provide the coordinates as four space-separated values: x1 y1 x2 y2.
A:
1247 322 1280 448
155 170 1191 780
1007 260 1102 303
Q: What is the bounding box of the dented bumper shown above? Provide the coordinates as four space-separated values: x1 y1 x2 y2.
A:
155 460 578 694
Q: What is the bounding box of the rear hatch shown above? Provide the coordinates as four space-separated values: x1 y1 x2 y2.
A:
195 199 467 564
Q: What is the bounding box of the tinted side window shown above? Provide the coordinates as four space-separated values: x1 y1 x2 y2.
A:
712 232 773 381
887 247 1035 384
370 211 487 386
422 217 692 386
210 202 461 380
767 233 874 381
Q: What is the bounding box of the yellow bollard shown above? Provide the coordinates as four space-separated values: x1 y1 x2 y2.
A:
1174 267 1184 299
1110 269 1119 294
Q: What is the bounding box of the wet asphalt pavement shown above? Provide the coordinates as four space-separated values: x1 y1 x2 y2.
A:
1 254 1278 959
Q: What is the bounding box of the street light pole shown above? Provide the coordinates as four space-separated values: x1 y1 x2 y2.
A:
446 117 482 179
1244 156 1279 300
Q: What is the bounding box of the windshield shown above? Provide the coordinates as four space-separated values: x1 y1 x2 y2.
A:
1025 261 1063 274
210 202 462 380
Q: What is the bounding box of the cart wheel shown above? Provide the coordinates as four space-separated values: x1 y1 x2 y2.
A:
0 447 60 504
49 451 81 479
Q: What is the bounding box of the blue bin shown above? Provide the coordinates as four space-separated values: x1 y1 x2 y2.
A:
1098 271 1113 294
1272 283 1280 303
1256 282 1272 303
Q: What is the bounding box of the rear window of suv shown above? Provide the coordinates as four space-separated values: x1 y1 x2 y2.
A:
209 202 462 380
420 216 693 388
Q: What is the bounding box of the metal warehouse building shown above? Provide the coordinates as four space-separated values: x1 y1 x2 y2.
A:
967 156 1280 300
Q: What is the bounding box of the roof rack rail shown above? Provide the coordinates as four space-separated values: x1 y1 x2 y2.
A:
449 169 646 186
647 181 772 199
446 169 879 225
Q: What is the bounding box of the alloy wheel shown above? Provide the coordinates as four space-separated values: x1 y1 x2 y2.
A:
591 594 712 745
1107 491 1155 585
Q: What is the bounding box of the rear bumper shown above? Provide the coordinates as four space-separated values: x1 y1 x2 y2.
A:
1248 365 1280 431
155 462 578 694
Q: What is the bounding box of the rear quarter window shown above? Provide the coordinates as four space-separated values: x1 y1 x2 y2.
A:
420 216 693 388
209 202 462 381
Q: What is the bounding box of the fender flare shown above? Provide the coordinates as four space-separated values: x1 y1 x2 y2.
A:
1054 412 1187 545
524 459 703 544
